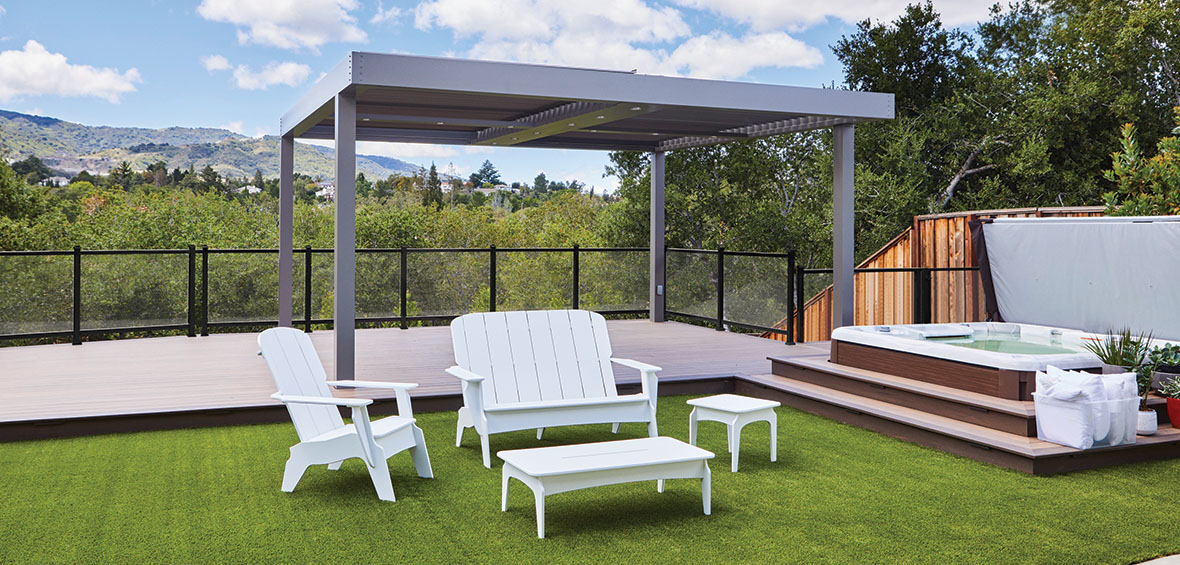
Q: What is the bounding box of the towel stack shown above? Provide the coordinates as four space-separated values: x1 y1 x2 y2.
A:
1033 366 1138 450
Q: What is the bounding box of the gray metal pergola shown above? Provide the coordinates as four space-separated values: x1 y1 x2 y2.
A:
279 52 894 379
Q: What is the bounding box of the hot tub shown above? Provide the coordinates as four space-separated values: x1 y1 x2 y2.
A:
829 322 1102 400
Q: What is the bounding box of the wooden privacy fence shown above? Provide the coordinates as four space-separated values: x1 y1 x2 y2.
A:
766 206 1105 342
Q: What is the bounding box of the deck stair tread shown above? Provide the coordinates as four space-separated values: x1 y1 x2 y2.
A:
746 372 1180 459
770 355 1034 417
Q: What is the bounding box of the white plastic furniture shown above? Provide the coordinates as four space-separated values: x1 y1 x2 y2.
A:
499 437 714 538
258 327 433 502
447 309 661 468
687 394 780 472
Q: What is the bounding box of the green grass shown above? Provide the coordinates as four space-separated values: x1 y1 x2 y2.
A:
1 397 1177 564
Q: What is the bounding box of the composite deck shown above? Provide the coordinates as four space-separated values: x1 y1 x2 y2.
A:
0 320 827 439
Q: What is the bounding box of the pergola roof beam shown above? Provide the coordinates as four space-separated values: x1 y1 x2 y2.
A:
473 102 657 146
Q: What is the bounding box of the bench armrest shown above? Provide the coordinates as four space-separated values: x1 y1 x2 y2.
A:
270 393 372 408
446 366 487 383
611 358 662 374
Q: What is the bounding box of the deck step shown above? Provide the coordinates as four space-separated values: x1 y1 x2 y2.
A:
770 355 1037 436
736 372 1180 475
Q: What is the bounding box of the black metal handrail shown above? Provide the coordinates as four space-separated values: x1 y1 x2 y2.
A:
0 245 652 344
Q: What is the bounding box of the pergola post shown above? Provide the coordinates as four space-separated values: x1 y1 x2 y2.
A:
334 90 357 380
649 151 666 322
832 124 855 328
278 134 294 327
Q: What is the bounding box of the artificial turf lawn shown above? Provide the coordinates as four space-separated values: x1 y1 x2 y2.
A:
1 396 1177 564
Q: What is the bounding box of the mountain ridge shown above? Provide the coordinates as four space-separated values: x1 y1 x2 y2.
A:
0 109 423 179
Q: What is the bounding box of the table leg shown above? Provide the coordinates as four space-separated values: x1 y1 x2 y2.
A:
702 463 712 515
501 468 510 512
689 408 698 446
769 411 778 463
535 489 546 539
657 479 665 493
729 421 741 473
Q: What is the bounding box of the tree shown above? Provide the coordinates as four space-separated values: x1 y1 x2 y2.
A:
1103 111 1180 216
10 156 53 183
253 169 265 189
533 172 549 195
0 157 45 220
470 160 502 186
356 172 372 197
109 161 135 189
423 163 444 210
199 165 224 194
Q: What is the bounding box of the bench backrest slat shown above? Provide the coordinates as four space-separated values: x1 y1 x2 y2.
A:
450 310 617 407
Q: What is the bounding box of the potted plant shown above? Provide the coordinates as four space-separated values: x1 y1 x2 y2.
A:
1082 328 1151 373
1132 343 1180 435
1148 343 1180 388
1160 376 1180 429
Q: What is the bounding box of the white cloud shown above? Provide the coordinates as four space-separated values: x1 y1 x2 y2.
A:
197 0 367 51
0 40 141 103
371 2 401 24
413 0 822 80
221 121 245 135
253 126 273 138
0 6 6 17
673 0 992 31
201 54 231 72
667 31 822 79
232 61 311 90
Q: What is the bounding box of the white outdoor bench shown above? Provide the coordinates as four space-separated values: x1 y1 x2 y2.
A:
499 437 714 538
447 310 661 468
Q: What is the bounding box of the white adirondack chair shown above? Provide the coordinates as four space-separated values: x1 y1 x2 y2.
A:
258 327 433 502
447 309 661 468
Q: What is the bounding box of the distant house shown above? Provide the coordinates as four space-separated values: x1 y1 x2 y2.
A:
40 176 71 187
235 185 262 195
315 181 335 201
441 181 457 193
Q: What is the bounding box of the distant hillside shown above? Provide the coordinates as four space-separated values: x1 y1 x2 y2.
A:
0 109 422 179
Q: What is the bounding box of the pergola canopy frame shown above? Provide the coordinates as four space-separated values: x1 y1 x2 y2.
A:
279 52 893 379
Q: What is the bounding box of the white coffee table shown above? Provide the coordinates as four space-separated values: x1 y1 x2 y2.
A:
498 436 714 538
687 394 780 472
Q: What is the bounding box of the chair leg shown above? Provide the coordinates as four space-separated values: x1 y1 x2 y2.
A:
281 452 312 493
410 426 434 479
769 414 778 463
689 408 698 446
327 460 343 471
480 433 492 469
611 423 621 434
455 407 469 447
367 452 396 502
536 428 544 440
647 418 658 438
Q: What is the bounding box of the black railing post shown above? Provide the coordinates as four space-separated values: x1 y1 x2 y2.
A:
201 245 209 336
795 265 805 343
912 268 932 324
304 246 313 332
72 245 82 345
786 251 796 345
399 247 408 330
187 245 196 337
572 244 580 310
716 246 725 331
489 245 497 312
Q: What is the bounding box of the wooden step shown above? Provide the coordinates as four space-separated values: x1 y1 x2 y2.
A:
735 373 1180 475
770 355 1037 436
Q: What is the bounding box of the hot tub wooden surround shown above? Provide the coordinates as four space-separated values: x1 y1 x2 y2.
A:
764 350 1179 475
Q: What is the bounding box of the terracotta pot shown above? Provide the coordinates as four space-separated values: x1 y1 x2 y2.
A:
1137 410 1158 435
1167 398 1180 428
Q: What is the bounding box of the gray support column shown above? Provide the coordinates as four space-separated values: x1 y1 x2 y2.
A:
278 134 295 327
649 151 666 322
832 124 855 329
334 90 357 380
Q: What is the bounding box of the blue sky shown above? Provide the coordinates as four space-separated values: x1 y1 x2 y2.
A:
0 1 989 191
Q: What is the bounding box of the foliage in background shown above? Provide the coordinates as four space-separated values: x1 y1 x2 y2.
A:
1103 109 1180 215
607 0 1180 262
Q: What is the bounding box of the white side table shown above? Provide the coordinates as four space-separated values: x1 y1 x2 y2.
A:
687 394 780 472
